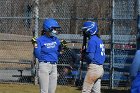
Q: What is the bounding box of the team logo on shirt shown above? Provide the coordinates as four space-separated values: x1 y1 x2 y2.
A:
44 42 57 48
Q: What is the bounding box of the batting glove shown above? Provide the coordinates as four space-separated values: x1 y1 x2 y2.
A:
31 36 37 44
61 39 68 50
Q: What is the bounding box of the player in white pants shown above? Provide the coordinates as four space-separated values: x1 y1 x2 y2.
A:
33 18 62 93
81 21 105 93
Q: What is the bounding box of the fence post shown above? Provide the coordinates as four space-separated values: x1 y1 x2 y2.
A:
110 0 115 89
137 0 140 49
32 0 39 85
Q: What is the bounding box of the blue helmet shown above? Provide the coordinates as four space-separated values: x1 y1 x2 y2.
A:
43 18 60 32
82 21 98 35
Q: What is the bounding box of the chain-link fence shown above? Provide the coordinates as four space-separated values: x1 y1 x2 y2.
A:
0 0 138 90
0 0 33 83
110 0 137 89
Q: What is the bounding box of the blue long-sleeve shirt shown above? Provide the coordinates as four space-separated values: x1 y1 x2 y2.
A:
34 35 61 62
130 50 140 78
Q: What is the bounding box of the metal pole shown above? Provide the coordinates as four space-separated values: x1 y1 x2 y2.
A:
33 0 39 85
34 0 39 37
110 21 115 89
110 0 115 89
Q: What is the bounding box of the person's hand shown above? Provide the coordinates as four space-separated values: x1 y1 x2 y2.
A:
61 39 68 50
60 40 68 54
80 48 86 60
31 36 37 44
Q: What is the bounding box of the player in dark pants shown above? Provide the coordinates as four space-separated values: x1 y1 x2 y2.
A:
81 21 105 93
33 18 61 93
130 36 140 93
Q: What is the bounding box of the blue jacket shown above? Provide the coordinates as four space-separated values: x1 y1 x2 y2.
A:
34 35 61 63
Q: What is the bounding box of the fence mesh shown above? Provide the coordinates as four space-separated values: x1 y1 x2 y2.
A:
111 0 137 89
0 0 138 90
0 0 33 83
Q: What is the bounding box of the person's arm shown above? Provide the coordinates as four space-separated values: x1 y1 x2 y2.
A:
130 50 140 80
57 39 62 56
85 52 96 62
58 39 67 55
85 40 96 63
34 39 41 59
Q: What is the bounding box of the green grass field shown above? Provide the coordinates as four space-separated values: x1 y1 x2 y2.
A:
0 83 80 93
0 83 130 93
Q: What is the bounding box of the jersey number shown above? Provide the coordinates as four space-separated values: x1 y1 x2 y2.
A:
100 44 105 56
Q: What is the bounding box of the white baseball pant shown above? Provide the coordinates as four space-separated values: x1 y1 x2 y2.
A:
38 62 57 93
82 64 104 93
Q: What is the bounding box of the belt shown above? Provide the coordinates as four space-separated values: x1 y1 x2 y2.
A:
40 61 56 64
90 62 102 65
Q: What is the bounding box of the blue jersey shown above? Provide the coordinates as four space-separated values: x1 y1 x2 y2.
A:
86 35 105 65
131 72 140 93
34 35 61 63
130 50 140 78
